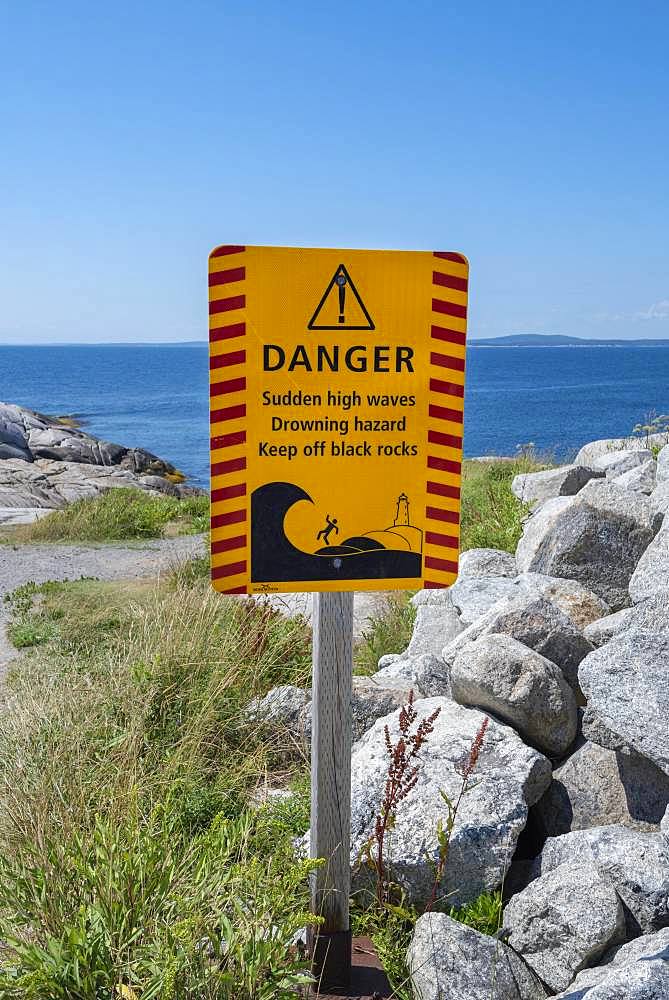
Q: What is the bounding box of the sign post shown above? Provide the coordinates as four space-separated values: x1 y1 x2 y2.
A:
309 591 354 991
208 245 469 992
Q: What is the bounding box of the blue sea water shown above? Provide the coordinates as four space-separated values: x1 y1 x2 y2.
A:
1 343 668 487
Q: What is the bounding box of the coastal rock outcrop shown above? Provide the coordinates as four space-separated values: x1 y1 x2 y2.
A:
0 402 194 511
534 739 669 836
395 433 669 1000
531 825 669 934
443 591 593 699
511 464 603 505
445 576 520 625
457 547 517 579
552 927 669 998
628 520 669 604
579 630 669 775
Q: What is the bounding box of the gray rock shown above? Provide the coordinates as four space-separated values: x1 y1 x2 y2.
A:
584 609 635 647
249 680 415 746
575 436 667 466
611 459 657 494
405 604 464 657
0 506 57 525
451 635 578 756
408 912 548 1000
649 481 669 518
458 547 517 579
552 927 669 998
514 572 610 629
662 806 668 843
512 465 604 505
584 592 669 647
446 576 521 625
629 521 669 604
591 448 654 478
411 588 454 607
657 444 669 485
246 685 310 731
348 698 551 906
377 653 401 670
534 740 669 836
372 652 443 698
444 592 593 700
514 495 574 567
535 825 669 933
349 678 415 742
579 631 669 775
516 480 660 610
503 862 625 992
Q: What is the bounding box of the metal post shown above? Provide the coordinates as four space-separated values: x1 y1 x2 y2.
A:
309 590 354 994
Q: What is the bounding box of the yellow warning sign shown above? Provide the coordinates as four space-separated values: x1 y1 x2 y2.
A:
209 245 469 595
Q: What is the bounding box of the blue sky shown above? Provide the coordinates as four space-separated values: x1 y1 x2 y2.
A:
1 1 668 343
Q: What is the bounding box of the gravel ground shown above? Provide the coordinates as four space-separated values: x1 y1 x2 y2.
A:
0 535 388 674
0 534 207 674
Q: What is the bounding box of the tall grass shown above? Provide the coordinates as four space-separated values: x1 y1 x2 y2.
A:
354 592 416 675
13 488 208 543
0 575 315 997
460 454 548 553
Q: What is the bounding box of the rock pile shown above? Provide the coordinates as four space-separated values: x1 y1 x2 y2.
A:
255 435 669 997
0 402 197 523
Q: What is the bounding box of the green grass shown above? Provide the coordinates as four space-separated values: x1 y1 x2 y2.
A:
0 572 317 997
460 454 549 553
354 592 416 675
12 488 209 544
448 889 503 936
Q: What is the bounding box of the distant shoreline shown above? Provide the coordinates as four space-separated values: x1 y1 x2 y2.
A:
2 337 669 349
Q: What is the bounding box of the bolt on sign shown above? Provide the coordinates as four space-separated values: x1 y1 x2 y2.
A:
208 246 469 595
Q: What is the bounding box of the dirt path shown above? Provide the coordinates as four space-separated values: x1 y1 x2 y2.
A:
0 536 386 673
0 535 207 672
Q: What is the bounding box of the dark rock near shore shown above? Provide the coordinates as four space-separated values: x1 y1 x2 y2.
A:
0 401 201 510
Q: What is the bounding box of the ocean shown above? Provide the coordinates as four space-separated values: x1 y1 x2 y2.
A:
2 342 669 488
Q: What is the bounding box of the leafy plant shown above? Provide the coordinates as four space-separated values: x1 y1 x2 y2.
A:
0 803 321 999
425 717 490 912
358 691 441 907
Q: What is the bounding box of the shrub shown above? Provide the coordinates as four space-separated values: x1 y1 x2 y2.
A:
14 489 208 543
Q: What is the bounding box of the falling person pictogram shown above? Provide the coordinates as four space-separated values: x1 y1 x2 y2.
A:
316 514 339 545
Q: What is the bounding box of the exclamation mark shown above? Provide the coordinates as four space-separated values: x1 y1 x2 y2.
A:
336 269 347 324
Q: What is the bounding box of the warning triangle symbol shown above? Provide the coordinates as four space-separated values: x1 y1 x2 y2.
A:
307 264 375 331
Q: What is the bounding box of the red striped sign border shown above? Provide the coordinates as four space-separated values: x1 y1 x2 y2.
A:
209 245 249 592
